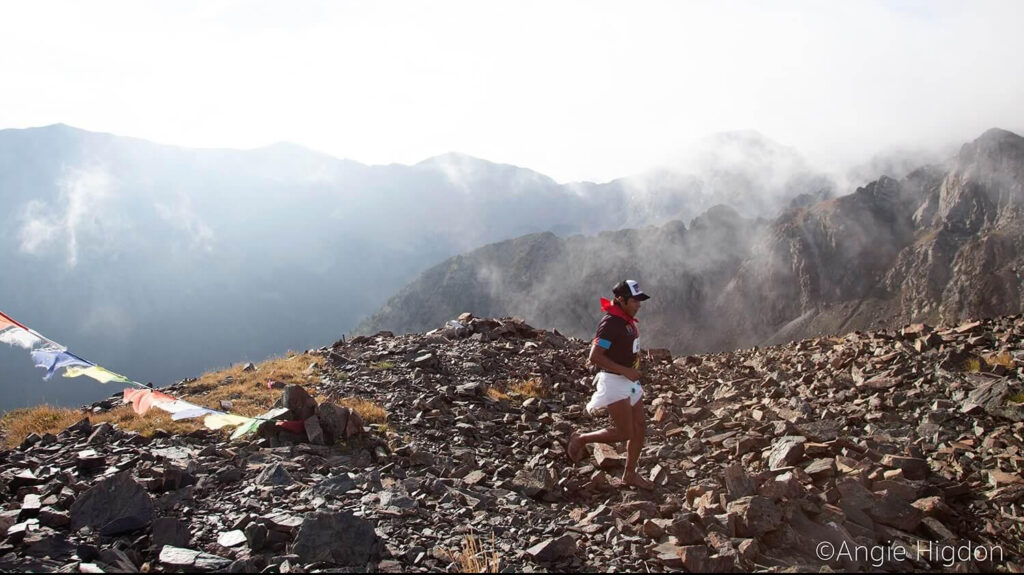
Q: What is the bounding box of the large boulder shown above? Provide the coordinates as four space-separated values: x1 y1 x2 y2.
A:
290 512 383 566
70 472 154 536
282 385 318 420
316 403 350 444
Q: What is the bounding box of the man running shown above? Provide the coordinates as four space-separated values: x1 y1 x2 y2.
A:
568 279 654 490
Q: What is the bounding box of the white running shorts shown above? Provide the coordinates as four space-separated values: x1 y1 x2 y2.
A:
586 371 644 414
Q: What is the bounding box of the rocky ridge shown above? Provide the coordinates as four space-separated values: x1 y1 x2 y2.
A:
1 313 1023 572
358 128 1024 361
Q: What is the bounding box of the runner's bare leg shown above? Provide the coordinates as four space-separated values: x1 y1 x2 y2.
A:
622 400 654 489
569 398 632 460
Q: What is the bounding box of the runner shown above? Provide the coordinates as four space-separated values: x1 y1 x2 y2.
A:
568 279 654 490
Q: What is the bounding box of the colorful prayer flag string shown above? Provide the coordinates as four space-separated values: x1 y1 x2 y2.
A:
1 308 263 439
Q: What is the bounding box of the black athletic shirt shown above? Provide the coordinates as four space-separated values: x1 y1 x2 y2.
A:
593 314 639 371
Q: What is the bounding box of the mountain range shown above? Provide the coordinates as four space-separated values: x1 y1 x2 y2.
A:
0 124 830 409
358 128 1024 356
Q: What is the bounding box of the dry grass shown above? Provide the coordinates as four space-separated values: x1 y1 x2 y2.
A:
1 353 388 448
484 378 547 404
336 398 388 424
485 387 510 401
0 404 206 449
1008 392 1024 404
182 354 321 418
1 405 89 448
984 351 1016 369
445 531 501 573
508 378 547 399
94 406 203 437
369 361 395 371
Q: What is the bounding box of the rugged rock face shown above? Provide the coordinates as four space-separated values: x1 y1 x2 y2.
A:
357 128 1024 358
1 314 1022 571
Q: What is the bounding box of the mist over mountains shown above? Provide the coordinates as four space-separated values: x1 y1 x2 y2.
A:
358 128 1024 356
0 124 832 410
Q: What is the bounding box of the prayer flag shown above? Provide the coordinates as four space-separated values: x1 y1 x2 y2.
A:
230 418 263 439
0 310 29 332
0 327 45 350
150 398 208 416
171 407 219 421
31 348 92 380
63 365 132 384
203 413 252 430
123 388 176 415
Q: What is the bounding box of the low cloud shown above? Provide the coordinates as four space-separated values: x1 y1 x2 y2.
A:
18 166 116 267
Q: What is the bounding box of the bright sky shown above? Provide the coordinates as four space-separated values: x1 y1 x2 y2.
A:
1 0 1022 183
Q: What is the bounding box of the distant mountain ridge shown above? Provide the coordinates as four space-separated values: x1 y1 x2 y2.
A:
0 123 825 409
357 128 1024 356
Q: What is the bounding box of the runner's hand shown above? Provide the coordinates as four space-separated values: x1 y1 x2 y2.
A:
622 367 641 382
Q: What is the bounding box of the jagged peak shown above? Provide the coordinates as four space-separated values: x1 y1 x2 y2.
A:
973 127 1023 145
957 127 1024 167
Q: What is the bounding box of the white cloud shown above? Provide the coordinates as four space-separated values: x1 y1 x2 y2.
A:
18 167 115 266
0 0 1021 182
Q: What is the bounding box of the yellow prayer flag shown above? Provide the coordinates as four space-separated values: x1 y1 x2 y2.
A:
63 365 131 384
204 413 252 430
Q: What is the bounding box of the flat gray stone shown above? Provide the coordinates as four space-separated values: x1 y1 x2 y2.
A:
256 463 294 486
308 474 356 499
217 530 247 547
526 534 577 562
304 415 325 445
159 545 231 571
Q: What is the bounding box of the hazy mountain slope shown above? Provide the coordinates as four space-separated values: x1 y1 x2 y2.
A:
358 128 1024 356
0 124 824 409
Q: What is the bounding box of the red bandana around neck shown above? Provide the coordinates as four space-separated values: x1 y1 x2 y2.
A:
600 298 639 331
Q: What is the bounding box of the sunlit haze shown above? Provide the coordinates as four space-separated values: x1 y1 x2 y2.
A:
1 0 1022 181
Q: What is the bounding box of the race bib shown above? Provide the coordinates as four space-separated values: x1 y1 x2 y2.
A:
633 338 640 353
